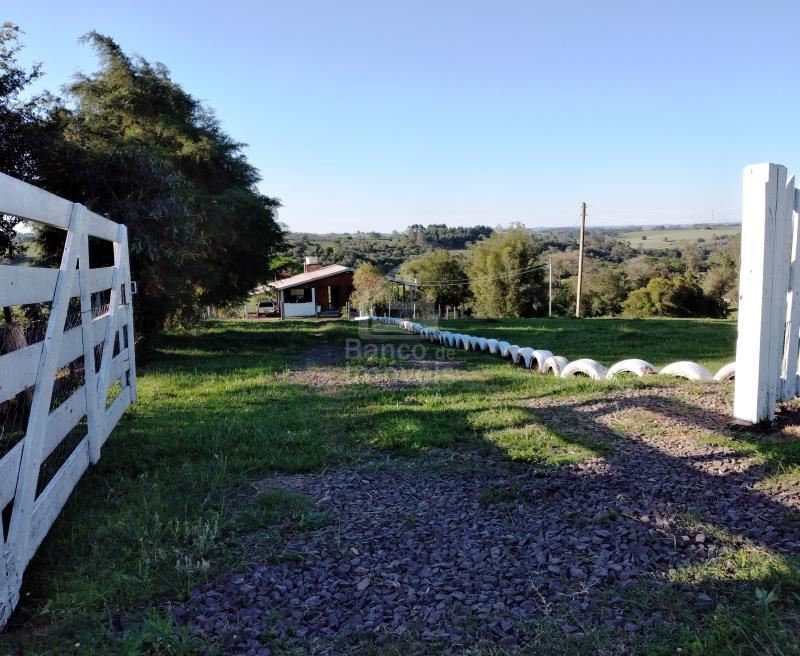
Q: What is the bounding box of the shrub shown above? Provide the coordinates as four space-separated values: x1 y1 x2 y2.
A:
622 273 727 318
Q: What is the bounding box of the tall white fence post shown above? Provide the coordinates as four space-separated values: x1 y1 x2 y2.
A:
734 163 797 424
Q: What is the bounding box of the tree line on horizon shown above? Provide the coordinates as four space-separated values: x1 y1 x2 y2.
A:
346 225 740 320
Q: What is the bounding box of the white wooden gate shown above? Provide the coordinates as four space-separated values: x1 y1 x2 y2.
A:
0 172 137 628
734 162 800 424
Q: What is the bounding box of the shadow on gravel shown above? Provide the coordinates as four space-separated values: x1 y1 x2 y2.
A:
172 365 800 654
530 390 800 555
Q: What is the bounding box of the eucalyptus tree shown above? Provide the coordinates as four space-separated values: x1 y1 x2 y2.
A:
467 225 546 318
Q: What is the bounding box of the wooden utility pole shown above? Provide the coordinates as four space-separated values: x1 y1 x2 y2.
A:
576 202 587 318
413 278 417 319
548 257 553 317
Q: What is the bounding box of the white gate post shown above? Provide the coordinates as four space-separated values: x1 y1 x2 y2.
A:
734 163 795 424
781 189 800 401
120 226 138 402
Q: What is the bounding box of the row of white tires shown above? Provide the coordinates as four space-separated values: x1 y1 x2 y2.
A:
372 316 735 383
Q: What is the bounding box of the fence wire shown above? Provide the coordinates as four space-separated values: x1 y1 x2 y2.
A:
1 296 114 498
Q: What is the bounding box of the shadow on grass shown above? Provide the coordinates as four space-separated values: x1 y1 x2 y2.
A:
3 322 799 655
521 390 800 654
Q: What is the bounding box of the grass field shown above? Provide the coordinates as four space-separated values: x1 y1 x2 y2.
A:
619 227 740 250
441 316 736 374
1 317 798 655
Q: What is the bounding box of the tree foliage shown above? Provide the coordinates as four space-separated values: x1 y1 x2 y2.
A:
0 22 47 258
467 226 546 318
404 224 493 249
400 249 470 308
580 265 629 317
28 32 284 346
622 273 726 318
350 262 389 315
704 252 738 306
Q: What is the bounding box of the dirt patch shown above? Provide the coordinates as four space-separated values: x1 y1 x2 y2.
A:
285 344 466 391
296 344 347 368
285 364 466 392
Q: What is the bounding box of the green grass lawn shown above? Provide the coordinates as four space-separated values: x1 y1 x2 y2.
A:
441 316 736 373
1 317 797 655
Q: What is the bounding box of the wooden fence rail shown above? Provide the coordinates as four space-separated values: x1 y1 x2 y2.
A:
0 172 136 629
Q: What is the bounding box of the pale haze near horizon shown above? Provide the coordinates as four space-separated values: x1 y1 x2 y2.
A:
8 0 800 233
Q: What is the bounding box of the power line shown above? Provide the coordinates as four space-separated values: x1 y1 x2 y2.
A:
416 263 547 288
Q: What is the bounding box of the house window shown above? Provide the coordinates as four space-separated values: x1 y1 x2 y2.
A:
286 287 312 303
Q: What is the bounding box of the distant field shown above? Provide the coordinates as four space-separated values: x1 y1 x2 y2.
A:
619 226 740 249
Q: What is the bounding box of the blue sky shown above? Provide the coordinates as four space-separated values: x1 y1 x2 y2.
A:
8 0 800 233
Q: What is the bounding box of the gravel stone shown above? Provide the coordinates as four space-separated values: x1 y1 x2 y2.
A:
173 385 800 654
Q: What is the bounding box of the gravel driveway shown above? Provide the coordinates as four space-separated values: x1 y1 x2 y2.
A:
174 385 800 655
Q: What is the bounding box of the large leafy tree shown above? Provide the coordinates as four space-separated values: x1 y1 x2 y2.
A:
0 22 47 258
467 225 546 317
350 262 389 316
33 33 284 346
400 249 470 308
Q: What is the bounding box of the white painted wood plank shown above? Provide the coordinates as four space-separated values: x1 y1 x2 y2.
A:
76 207 103 465
110 349 130 383
83 210 121 243
0 441 23 508
0 172 72 229
0 176 135 631
42 387 87 462
6 205 82 572
77 266 115 296
0 265 58 306
734 163 788 423
120 226 137 402
782 179 800 401
0 314 109 405
0 535 11 628
28 436 90 556
0 264 115 307
93 225 124 455
0 342 41 405
0 171 119 238
0 526 13 629
98 387 131 449
768 173 794 408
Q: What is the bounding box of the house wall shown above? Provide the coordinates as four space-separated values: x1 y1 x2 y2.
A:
283 301 317 317
311 272 354 311
278 271 354 318
281 287 316 317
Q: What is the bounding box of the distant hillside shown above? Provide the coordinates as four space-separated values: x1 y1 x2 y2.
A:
614 225 740 250
280 222 741 271
283 224 493 272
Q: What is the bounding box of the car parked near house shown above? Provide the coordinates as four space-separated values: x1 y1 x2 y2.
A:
257 300 277 317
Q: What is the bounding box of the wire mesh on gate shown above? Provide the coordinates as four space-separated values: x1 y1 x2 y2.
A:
0 296 114 500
